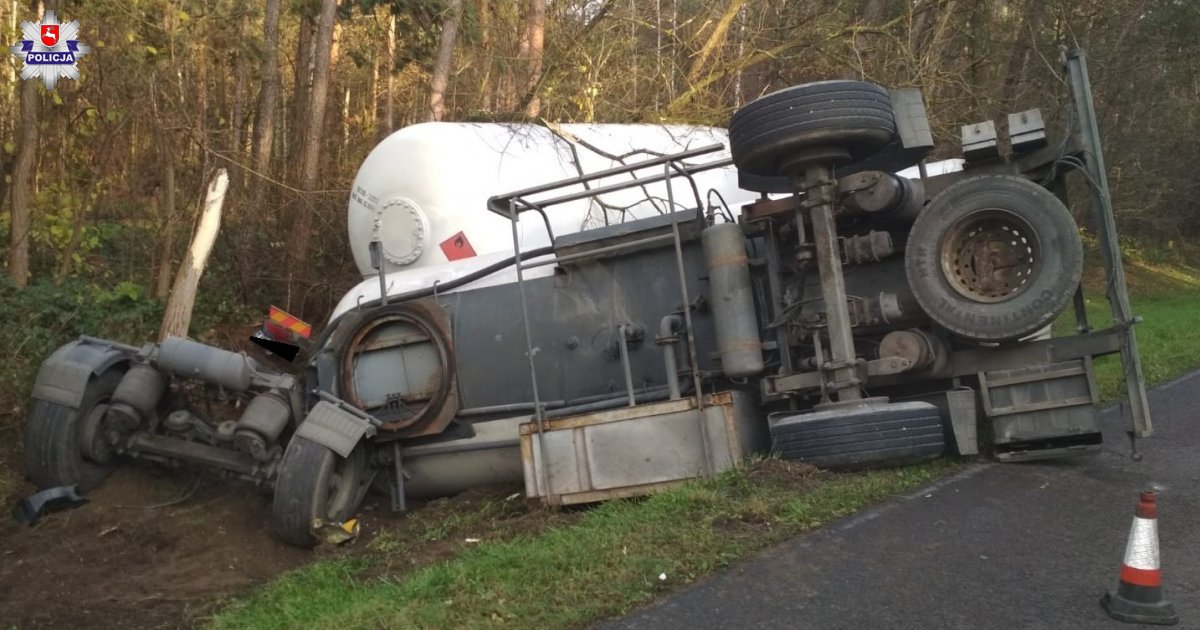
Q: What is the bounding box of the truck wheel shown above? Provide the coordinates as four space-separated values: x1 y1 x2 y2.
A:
904 175 1082 342
25 368 125 492
729 80 896 177
272 437 367 547
770 402 945 470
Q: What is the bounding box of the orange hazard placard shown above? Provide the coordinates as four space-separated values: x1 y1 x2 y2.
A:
268 306 312 339
439 231 477 261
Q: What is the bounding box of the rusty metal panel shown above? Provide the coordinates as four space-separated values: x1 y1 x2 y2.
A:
520 391 764 505
979 358 1102 461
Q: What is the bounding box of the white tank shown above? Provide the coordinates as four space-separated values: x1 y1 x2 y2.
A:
346 122 758 279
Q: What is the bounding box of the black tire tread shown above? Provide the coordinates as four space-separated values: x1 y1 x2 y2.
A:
770 407 946 471
272 437 335 547
24 369 124 492
729 94 893 136
904 174 1083 341
728 81 897 177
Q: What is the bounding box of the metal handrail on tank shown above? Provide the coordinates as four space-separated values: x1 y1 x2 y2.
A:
486 143 731 218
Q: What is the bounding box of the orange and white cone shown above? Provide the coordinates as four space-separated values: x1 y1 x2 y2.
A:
1100 490 1178 625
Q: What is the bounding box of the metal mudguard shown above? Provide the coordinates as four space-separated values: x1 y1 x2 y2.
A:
293 401 375 458
31 338 135 409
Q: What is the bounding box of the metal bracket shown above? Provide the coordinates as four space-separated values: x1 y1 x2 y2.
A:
390 441 407 512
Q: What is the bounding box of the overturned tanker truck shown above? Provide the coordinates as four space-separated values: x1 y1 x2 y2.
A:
24 50 1152 546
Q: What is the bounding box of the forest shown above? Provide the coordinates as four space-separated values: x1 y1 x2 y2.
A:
0 0 1196 339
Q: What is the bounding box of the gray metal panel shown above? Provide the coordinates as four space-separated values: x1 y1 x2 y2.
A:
980 359 1099 445
554 209 700 250
961 120 999 161
447 240 719 410
294 401 370 457
907 388 979 456
521 392 757 504
890 88 934 151
31 339 131 408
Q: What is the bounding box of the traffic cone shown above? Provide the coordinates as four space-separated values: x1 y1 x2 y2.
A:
1100 490 1178 625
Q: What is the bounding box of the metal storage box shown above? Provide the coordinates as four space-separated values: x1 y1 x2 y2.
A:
520 391 767 505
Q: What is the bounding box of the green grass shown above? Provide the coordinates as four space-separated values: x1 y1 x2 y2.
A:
210 460 958 630
1053 259 1200 401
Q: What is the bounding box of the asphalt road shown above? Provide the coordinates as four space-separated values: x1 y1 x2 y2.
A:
605 371 1200 630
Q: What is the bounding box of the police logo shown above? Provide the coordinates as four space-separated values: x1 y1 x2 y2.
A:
9 10 89 90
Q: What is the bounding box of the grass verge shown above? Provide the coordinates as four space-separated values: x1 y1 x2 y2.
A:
210 459 959 629
1054 258 1200 401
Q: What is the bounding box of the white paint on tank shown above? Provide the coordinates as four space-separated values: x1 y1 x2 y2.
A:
336 122 761 322
346 122 757 278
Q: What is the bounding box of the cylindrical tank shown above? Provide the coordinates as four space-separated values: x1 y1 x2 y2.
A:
107 363 167 430
346 122 758 279
702 223 764 378
156 337 254 392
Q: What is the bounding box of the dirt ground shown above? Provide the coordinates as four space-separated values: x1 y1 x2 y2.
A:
0 452 544 630
0 328 557 630
2 465 304 628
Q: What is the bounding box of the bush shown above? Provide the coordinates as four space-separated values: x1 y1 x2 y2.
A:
0 275 253 431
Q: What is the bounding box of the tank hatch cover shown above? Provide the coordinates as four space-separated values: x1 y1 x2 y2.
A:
373 197 428 266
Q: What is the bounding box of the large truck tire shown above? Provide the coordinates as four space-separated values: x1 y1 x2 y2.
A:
272 437 367 547
729 80 896 177
25 368 125 492
770 402 946 470
905 175 1083 342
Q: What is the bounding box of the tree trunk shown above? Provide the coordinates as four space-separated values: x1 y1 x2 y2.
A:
54 198 89 286
997 0 1045 136
478 0 492 111
519 0 546 116
159 169 229 342
229 12 247 193
686 0 746 86
370 43 379 128
298 0 336 193
7 12 39 289
292 8 317 174
428 0 464 122
288 0 337 283
155 159 177 299
385 13 396 133
250 0 281 201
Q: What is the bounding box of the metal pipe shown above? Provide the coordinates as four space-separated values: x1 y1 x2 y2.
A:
520 233 675 270
544 386 676 420
457 384 682 418
617 324 637 407
666 164 705 409
501 158 735 214
659 315 683 400
509 198 553 500
487 144 725 215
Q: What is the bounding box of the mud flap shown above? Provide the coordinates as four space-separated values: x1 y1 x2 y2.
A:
293 401 373 458
31 339 134 409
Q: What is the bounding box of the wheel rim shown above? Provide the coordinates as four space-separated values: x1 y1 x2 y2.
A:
320 450 360 520
940 209 1041 303
78 401 114 465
